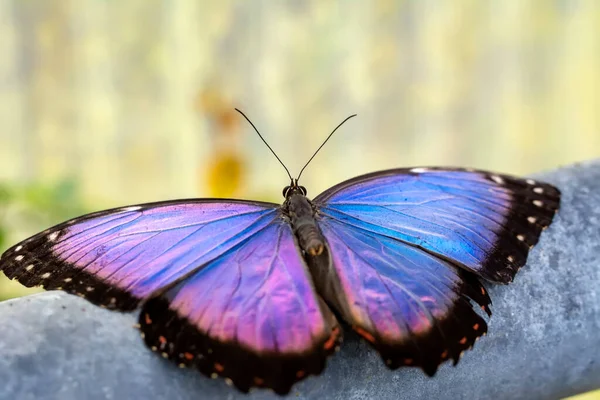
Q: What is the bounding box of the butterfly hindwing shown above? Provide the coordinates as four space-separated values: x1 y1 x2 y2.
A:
308 217 491 375
0 199 279 310
314 167 560 283
139 218 341 394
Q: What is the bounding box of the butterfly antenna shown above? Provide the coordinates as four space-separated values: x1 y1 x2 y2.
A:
296 114 357 182
235 108 293 182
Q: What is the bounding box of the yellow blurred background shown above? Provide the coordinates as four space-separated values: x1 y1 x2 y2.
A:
0 1 598 398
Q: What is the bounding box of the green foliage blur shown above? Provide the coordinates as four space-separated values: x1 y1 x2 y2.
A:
0 180 88 300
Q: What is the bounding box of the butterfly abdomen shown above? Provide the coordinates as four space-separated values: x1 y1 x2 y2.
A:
286 194 325 256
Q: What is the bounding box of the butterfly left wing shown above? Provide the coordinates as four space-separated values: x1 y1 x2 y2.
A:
139 217 341 395
0 199 280 310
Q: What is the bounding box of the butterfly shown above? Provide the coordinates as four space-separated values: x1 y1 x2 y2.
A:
0 111 560 394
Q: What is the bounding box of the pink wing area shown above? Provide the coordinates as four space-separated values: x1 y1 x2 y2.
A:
0 199 280 310
139 219 341 394
308 216 491 376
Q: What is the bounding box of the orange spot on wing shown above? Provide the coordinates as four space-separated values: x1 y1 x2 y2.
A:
404 358 414 365
296 370 305 378
441 350 448 359
158 336 167 344
481 287 486 295
184 352 194 360
144 314 152 325
214 363 224 373
353 326 375 343
459 337 467 345
323 327 340 350
473 323 480 331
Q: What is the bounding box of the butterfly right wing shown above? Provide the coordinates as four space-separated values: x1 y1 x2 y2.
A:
139 217 341 394
0 199 279 310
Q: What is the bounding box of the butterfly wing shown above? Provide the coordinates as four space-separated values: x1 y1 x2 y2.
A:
139 217 341 394
312 216 490 376
308 167 560 374
0 199 280 310
314 167 560 283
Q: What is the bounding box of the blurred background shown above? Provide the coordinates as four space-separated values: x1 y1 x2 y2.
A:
1 0 599 295
0 1 598 399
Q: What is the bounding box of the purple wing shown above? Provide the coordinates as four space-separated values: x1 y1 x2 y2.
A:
312 216 490 376
308 167 560 374
139 218 341 394
314 167 560 283
0 199 280 310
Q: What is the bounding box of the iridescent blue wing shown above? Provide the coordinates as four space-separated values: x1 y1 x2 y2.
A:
309 167 560 374
314 167 560 283
139 218 341 394
0 199 280 310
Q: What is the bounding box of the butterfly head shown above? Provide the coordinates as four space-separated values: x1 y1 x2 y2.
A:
283 179 307 198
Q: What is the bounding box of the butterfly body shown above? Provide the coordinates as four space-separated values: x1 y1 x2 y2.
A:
0 166 560 394
284 189 326 257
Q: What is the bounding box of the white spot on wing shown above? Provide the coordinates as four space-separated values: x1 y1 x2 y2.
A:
41 272 51 279
490 175 504 184
516 234 525 242
533 187 544 194
64 278 72 283
15 245 23 252
48 232 60 242
527 216 537 224
410 167 429 173
526 179 536 185
507 255 514 262
123 206 142 212
533 200 543 207
15 255 24 261
25 264 34 271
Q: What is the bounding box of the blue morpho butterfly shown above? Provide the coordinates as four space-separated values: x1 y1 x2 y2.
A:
0 110 560 394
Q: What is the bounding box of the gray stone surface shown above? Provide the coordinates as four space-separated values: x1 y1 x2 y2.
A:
1 160 599 400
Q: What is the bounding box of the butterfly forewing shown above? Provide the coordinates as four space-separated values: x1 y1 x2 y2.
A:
139 218 341 394
0 199 279 310
314 167 560 283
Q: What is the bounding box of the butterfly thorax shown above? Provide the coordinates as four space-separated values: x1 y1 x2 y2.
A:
284 192 325 256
